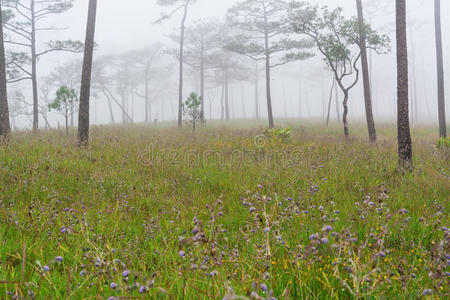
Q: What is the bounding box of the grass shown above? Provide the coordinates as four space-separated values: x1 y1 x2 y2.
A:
0 121 448 299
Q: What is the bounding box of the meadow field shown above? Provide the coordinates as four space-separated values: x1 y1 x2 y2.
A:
0 122 448 299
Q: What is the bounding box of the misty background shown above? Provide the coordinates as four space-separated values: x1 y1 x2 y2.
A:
7 0 450 129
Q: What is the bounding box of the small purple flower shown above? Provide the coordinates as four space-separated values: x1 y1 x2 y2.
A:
43 265 50 272
179 250 186 257
139 286 146 293
318 206 323 211
80 270 86 276
55 256 63 262
260 283 268 292
398 208 408 214
110 282 118 289
122 270 130 277
322 225 333 232
264 227 270 233
320 238 328 244
422 289 433 296
60 226 67 233
309 234 317 240
249 207 256 213
108 297 115 300
257 184 263 189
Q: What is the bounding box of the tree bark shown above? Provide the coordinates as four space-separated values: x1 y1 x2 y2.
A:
434 0 447 138
254 62 259 120
220 82 224 120
396 0 413 168
263 11 274 128
326 79 335 126
342 90 350 138
178 4 188 127
225 67 230 121
200 35 205 123
31 0 39 132
77 0 97 145
356 0 377 142
0 2 11 138
335 79 340 122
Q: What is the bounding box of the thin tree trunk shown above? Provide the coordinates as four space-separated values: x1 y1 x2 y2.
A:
254 62 259 120
342 90 350 138
357 0 377 142
0 2 11 138
326 79 335 126
178 4 188 127
396 0 412 168
220 82 225 120
145 69 149 123
65 113 68 135
335 79 340 122
200 36 205 123
225 67 230 121
77 0 97 145
103 90 115 125
434 0 447 137
31 0 39 132
241 83 246 119
264 12 274 128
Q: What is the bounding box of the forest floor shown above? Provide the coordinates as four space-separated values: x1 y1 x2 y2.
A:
0 121 449 299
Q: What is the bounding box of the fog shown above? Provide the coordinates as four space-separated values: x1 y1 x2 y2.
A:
6 0 450 129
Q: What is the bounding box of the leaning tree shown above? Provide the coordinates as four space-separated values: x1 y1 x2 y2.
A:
3 0 84 132
226 0 314 128
290 4 389 138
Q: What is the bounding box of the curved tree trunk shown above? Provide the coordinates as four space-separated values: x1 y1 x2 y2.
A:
356 0 377 142
0 2 11 138
396 0 413 168
434 0 447 138
78 0 97 145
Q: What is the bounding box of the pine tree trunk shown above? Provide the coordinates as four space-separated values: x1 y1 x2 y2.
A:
178 4 188 127
326 79 335 126
335 79 340 122
31 0 39 132
145 69 149 123
225 67 230 121
77 0 97 145
263 13 274 128
396 0 413 168
254 62 259 120
434 0 447 138
0 2 11 138
220 82 224 120
356 0 377 142
200 37 205 123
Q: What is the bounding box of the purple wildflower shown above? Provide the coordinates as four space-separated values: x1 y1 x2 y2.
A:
55 256 63 262
110 282 118 289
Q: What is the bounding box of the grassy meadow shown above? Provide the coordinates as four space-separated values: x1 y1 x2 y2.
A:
0 121 449 299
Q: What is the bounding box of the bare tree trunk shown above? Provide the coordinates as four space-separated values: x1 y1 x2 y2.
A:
103 90 115 125
335 79 340 122
144 69 149 123
0 2 11 138
225 67 230 121
434 0 447 138
65 113 68 135
396 0 412 168
342 90 350 138
178 4 188 127
263 14 274 128
357 0 377 142
220 82 224 120
241 83 246 119
77 0 97 145
200 36 205 123
326 79 335 126
31 0 39 132
254 62 259 120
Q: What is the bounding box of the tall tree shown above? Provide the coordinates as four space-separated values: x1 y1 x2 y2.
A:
434 0 447 138
78 0 97 145
156 0 196 127
226 0 313 128
3 0 83 131
0 3 11 138
396 0 412 168
356 0 377 142
290 4 389 138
